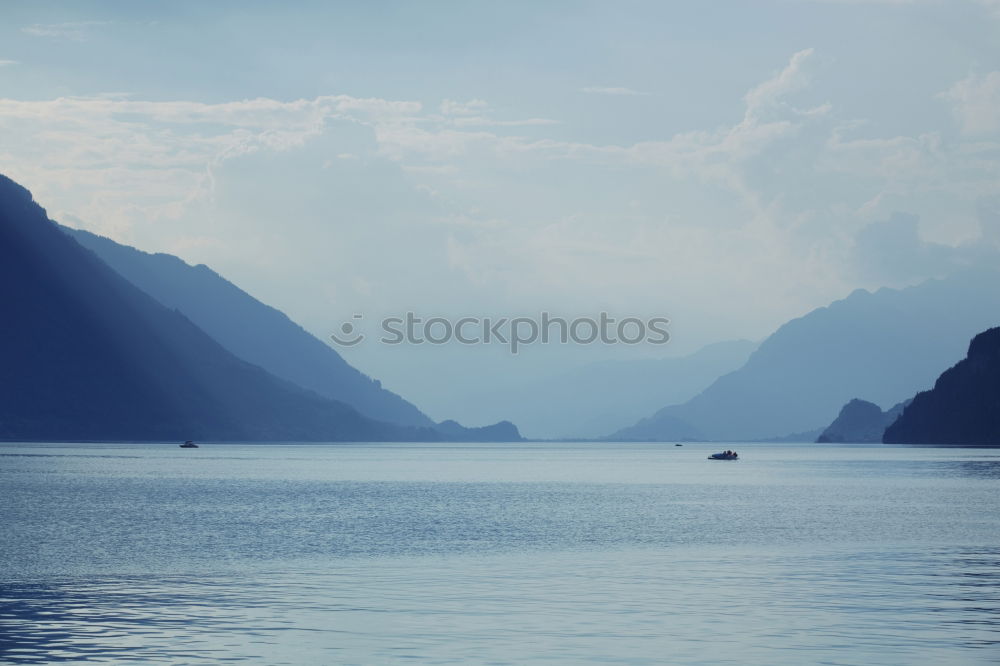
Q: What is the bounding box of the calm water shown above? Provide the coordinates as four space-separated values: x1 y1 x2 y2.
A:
2 442 1000 664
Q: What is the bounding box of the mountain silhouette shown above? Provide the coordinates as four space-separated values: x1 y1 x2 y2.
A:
435 419 522 441
816 398 909 443
65 226 432 428
0 175 518 442
884 327 1000 445
611 272 1000 441
444 340 757 439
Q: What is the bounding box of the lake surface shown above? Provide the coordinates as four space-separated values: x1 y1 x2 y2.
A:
2 442 999 664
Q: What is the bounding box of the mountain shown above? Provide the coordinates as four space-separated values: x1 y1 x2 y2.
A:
816 398 909 443
0 174 520 442
64 227 432 428
611 272 1000 441
435 419 522 442
0 175 433 441
439 340 757 439
883 327 1000 445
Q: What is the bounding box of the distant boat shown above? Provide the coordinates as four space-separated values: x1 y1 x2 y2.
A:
179 440 198 448
675 443 683 446
708 451 738 460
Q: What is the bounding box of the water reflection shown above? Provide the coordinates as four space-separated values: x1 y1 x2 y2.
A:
2 547 1000 664
3 444 999 663
0 576 263 663
951 459 1000 480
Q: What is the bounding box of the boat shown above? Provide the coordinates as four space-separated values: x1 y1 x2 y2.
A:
708 451 738 460
179 440 198 448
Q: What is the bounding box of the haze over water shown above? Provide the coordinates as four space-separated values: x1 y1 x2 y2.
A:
2 442 1000 664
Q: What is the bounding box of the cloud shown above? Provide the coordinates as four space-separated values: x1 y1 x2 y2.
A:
940 71 1000 135
440 99 488 116
29 49 789 198
0 49 978 251
0 95 420 134
370 49 825 184
391 47 998 317
1 46 997 345
432 98 557 129
450 116 558 127
743 48 817 121
0 93 424 238
853 211 1000 282
822 129 943 185
854 213 960 280
21 21 110 40
0 60 18 67
580 87 649 96
565 48 831 211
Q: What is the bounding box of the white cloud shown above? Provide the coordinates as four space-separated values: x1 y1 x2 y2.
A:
580 87 649 96
450 116 558 128
940 71 1000 135
436 98 556 128
368 49 825 187
1 46 996 351
853 212 1000 282
743 48 817 120
386 47 998 322
0 93 423 238
0 49 981 256
21 21 110 40
440 99 488 115
0 60 18 67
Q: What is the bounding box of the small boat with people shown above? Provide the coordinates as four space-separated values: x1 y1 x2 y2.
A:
179 440 198 448
708 450 738 460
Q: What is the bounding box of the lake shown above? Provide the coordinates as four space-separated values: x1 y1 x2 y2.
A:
2 442 999 664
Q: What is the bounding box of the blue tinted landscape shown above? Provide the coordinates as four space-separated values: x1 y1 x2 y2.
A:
2 1 1000 663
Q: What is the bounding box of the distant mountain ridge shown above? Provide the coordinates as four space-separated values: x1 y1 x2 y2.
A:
444 339 757 439
884 327 1000 445
65 227 432 428
816 398 909 443
436 419 522 441
0 175 419 441
0 174 520 442
611 272 1000 442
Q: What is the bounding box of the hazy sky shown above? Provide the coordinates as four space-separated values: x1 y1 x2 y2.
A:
2 0 999 417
